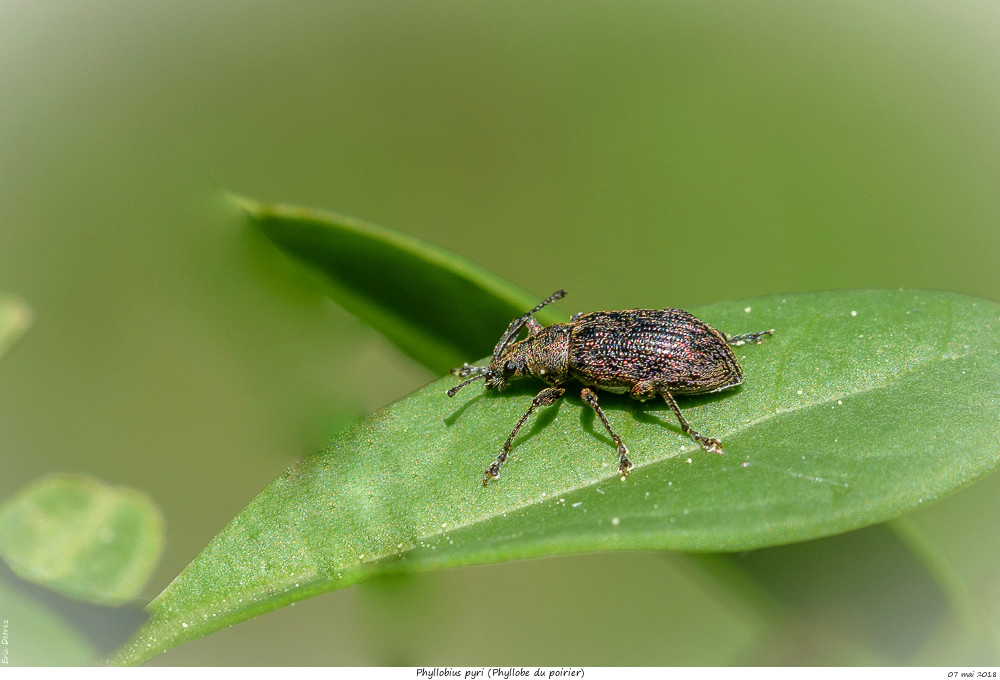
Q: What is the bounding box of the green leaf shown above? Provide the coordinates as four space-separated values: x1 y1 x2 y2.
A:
0 475 166 606
0 293 31 359
108 288 1000 665
234 196 566 374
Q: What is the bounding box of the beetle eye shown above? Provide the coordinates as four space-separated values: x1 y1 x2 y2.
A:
505 361 516 373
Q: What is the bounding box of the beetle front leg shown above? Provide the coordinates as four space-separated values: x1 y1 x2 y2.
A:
658 388 724 454
581 388 632 478
485 386 565 485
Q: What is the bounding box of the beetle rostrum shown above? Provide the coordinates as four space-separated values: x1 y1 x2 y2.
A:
447 290 774 485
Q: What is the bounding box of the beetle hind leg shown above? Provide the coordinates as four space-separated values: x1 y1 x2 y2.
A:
726 329 774 346
658 388 724 454
581 388 632 478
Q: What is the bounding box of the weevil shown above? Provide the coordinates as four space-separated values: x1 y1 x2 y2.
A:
447 290 773 485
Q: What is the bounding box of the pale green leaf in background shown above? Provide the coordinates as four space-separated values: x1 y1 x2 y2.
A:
0 475 166 606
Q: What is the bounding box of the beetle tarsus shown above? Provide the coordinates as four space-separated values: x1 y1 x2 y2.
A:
483 462 501 486
618 452 633 478
695 436 724 454
727 329 774 346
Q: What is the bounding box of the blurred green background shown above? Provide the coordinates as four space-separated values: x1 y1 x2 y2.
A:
2 0 999 665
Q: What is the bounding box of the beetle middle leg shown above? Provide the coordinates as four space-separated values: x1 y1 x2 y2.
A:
484 386 565 485
658 388 724 454
581 387 632 478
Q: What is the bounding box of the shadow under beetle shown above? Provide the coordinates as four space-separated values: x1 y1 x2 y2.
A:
447 290 774 485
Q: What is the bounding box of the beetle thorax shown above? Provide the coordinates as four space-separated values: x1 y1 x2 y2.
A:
526 324 571 384
486 323 572 390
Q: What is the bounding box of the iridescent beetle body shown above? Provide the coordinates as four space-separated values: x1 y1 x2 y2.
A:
447 291 773 485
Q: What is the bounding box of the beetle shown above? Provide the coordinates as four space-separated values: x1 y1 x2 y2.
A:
447 290 773 485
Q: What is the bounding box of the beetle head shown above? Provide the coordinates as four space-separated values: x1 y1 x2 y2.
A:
483 340 530 390
446 290 565 397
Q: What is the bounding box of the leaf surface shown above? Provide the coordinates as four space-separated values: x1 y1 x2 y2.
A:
108 289 1000 665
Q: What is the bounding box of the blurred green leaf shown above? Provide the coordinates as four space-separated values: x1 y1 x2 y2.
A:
109 288 1000 665
696 521 974 664
0 293 31 359
234 196 566 375
0 475 165 606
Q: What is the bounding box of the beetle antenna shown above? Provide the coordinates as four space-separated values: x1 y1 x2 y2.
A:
492 290 567 361
447 372 485 397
